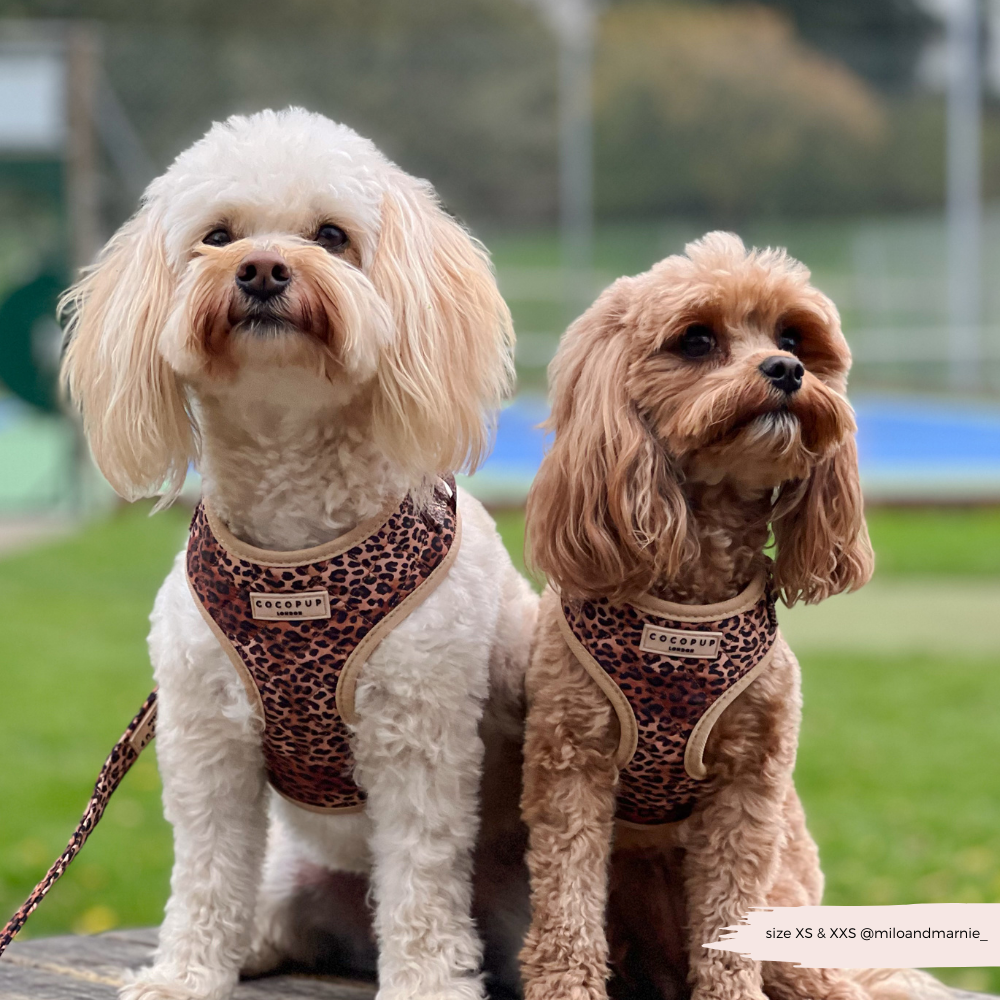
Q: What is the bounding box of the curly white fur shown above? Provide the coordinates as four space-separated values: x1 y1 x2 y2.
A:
60 108 536 1000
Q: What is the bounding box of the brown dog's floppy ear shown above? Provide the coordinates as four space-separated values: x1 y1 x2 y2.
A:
526 281 695 601
369 181 515 476
60 208 194 505
772 435 874 605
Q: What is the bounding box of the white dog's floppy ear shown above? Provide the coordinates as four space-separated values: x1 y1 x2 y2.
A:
525 281 697 601
369 181 515 475
771 435 874 605
60 209 194 504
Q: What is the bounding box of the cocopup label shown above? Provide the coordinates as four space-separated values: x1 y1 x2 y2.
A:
639 623 722 659
250 590 332 621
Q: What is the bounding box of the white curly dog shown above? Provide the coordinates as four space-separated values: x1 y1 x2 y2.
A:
61 107 536 1000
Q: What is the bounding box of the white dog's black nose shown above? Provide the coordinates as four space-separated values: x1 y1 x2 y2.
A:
236 251 290 301
759 355 804 394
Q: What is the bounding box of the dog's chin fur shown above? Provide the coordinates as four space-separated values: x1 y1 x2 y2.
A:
682 411 822 489
59 108 536 1000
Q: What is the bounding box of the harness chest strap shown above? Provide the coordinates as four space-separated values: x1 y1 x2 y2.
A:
559 573 779 826
185 478 460 814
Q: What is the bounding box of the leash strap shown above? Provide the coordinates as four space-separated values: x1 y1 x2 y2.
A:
0 689 158 959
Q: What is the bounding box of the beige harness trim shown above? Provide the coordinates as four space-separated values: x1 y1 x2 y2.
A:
188 572 369 818
189 487 461 814
629 573 766 623
203 496 400 567
270 785 367 816
186 573 267 725
558 572 773 777
337 510 463 724
557 603 639 770
683 639 778 779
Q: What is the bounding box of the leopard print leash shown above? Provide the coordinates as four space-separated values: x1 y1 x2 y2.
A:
0 689 158 959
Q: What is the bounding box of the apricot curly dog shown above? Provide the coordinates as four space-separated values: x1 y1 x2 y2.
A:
519 233 926 1000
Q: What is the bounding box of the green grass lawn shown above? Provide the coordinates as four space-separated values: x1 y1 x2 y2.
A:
0 504 189 938
1 502 999 991
796 650 1000 994
865 507 1000 577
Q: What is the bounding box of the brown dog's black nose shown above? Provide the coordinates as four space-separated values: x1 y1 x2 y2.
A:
759 355 804 394
236 251 290 301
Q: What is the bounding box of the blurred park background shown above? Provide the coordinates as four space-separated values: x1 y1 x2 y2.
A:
1 0 1000 992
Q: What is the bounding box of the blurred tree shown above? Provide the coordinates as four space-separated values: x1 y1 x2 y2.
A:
594 4 886 219
702 0 938 91
0 0 560 228
0 0 989 228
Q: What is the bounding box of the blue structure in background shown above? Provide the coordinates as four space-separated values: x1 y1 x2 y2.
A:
463 395 1000 504
458 397 550 504
485 397 550 474
854 398 1000 498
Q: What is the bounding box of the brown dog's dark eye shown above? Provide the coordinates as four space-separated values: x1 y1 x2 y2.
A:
203 227 232 247
677 324 717 359
778 328 801 354
316 224 349 253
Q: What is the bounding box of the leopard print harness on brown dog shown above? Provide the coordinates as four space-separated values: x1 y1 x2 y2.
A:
559 573 778 826
186 477 461 813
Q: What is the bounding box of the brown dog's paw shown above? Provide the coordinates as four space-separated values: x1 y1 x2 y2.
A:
524 972 608 1000
691 977 767 1000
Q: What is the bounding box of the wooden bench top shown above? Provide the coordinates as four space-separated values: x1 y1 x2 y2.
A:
1 929 995 1000
0 928 377 999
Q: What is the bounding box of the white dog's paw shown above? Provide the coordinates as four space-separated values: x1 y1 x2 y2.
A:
118 966 236 1000
376 976 485 1000
118 983 199 1000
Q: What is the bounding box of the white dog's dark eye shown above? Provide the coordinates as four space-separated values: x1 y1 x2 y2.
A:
315 224 349 253
203 228 232 247
778 328 801 354
678 324 716 359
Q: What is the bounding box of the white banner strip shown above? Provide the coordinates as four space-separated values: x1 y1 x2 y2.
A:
706 905 1000 968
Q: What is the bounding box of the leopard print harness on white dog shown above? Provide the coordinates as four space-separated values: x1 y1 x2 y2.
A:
186 477 460 813
0 479 460 956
